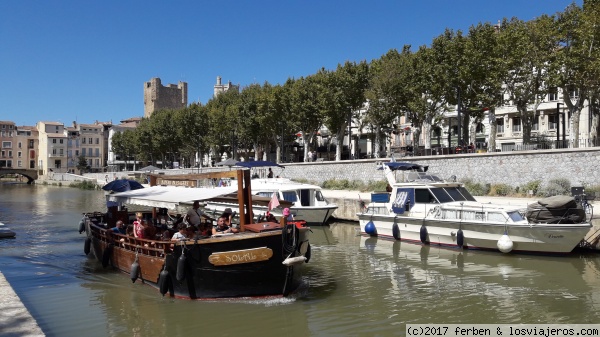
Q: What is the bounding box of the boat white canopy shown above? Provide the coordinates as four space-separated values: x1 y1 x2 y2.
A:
106 186 238 209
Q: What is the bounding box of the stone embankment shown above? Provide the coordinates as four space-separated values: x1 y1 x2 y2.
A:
0 271 44 336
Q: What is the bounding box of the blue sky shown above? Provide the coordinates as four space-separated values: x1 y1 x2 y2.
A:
0 1 580 126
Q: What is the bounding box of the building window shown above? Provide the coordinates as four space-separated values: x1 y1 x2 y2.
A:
18 142 22 148
96 138 100 145
532 115 539 131
81 148 86 156
548 115 557 130
548 87 558 101
512 117 522 132
17 160 22 168
7 160 12 168
88 138 92 144
568 86 579 99
52 148 57 155
82 138 86 144
59 149 63 156
17 151 22 158
28 140 34 148
30 160 35 169
60 139 63 144
52 139 57 144
497 119 504 133
8 151 12 157
2 141 10 148
1 150 4 157
75 150 79 156
95 148 99 157
95 159 100 167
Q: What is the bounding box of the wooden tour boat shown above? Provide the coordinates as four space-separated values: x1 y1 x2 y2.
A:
80 169 311 299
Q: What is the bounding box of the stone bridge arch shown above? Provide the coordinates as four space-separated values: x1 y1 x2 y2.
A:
0 168 38 184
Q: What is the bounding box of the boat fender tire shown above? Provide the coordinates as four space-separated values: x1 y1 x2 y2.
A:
102 243 113 268
364 221 377 236
176 253 187 282
158 269 170 296
167 276 174 297
130 260 140 283
84 237 91 255
457 229 464 248
420 225 429 244
392 223 401 240
78 220 85 234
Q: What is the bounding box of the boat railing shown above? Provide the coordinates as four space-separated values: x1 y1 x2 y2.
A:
90 224 173 256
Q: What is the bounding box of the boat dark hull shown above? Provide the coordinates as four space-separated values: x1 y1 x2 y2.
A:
86 218 309 299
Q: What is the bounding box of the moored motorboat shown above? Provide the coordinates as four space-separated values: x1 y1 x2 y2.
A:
204 161 337 225
81 169 311 299
357 161 592 254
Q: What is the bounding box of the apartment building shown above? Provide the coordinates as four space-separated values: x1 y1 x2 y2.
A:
37 121 68 175
0 121 16 168
14 126 38 170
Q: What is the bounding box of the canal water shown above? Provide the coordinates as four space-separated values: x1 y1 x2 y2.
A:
1 184 600 337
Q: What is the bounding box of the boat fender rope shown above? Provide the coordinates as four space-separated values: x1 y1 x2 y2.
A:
102 243 114 268
420 225 429 244
130 254 140 283
365 220 377 236
158 267 170 296
457 228 464 248
176 251 187 282
392 223 401 241
84 237 91 255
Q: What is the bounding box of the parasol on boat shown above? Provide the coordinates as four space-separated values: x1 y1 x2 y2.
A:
102 178 145 193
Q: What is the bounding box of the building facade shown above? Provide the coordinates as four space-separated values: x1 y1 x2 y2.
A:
143 77 188 118
37 121 67 175
213 76 239 98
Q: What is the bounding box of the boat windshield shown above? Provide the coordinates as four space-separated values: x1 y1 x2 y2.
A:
281 191 298 203
430 188 453 203
507 211 525 222
429 187 477 203
316 190 326 202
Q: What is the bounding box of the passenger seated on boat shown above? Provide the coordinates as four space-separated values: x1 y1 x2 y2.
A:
171 224 187 241
125 225 134 236
265 211 277 223
212 216 239 235
143 220 157 239
221 208 237 228
111 220 126 235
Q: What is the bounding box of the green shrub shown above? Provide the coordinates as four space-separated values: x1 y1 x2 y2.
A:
539 178 571 197
519 180 542 197
320 179 387 192
71 180 98 190
489 184 513 196
461 179 490 196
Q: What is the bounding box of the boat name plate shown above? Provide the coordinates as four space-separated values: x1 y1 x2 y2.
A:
156 178 197 187
208 247 273 266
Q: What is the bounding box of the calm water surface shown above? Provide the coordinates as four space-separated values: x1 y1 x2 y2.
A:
1 184 600 337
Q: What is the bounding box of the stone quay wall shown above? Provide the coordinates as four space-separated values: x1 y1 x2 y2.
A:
280 147 600 188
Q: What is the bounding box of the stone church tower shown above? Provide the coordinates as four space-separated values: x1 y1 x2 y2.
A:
143 77 188 117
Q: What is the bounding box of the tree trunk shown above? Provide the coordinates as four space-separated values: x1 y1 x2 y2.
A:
374 125 381 158
487 109 497 152
422 121 431 149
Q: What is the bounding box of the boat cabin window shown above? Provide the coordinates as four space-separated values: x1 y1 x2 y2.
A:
299 189 310 206
256 191 273 198
430 188 453 203
316 190 325 202
507 211 525 222
445 187 469 201
281 191 298 203
457 187 477 201
487 212 507 222
415 189 437 203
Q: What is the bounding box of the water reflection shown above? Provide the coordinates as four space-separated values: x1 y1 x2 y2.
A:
357 234 600 323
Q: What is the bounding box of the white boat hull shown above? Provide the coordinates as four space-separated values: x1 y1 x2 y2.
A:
206 202 337 225
358 214 591 254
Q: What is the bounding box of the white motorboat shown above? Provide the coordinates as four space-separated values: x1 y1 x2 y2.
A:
357 161 592 254
206 177 338 225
